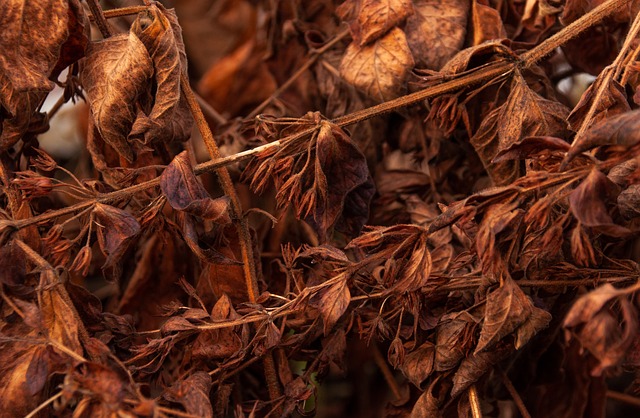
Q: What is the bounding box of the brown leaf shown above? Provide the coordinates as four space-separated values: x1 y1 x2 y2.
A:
618 184 640 219
314 272 351 335
469 0 507 45
163 372 213 418
452 342 511 397
81 31 153 162
475 276 533 354
51 0 89 81
567 78 629 134
0 0 70 150
40 270 83 356
515 306 552 349
471 72 570 185
435 315 473 371
161 151 231 221
346 0 414 46
93 203 141 269
410 379 442 417
129 5 193 146
405 0 469 70
340 27 415 101
399 341 435 388
192 294 244 359
569 169 630 237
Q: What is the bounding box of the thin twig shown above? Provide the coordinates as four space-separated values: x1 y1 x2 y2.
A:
498 368 532 418
88 5 149 20
24 391 63 418
469 385 483 418
607 390 640 408
372 344 403 402
85 0 113 38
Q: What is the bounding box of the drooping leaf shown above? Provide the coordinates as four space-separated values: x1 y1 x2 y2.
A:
93 203 141 269
129 5 193 146
315 272 351 335
0 0 71 150
475 276 533 354
163 372 213 418
340 27 415 101
81 31 153 162
160 151 231 222
399 341 435 388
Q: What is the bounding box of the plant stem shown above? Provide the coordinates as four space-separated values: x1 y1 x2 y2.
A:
469 385 482 418
180 69 283 406
86 0 113 38
498 368 532 418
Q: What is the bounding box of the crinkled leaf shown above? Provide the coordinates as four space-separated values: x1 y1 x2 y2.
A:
452 342 511 397
163 372 213 418
315 273 351 335
81 32 153 162
475 276 533 354
569 168 630 237
405 0 468 70
0 0 70 150
161 151 231 222
129 5 193 145
93 203 140 267
344 0 414 46
399 341 435 388
340 27 414 101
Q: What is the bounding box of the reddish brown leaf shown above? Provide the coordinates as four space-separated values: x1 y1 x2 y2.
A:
340 27 415 101
81 31 153 162
314 272 351 335
569 169 630 237
344 0 414 46
0 0 70 150
93 203 140 269
164 372 213 418
475 276 533 354
405 0 469 70
129 5 193 146
399 341 435 388
161 151 231 221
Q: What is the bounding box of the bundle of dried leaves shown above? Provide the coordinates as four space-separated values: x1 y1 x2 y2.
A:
1 0 640 417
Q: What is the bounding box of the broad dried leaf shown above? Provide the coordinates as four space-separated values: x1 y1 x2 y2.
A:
164 372 213 418
618 184 640 219
345 0 414 46
0 0 70 150
452 342 511 397
405 0 469 70
515 307 552 349
340 27 414 101
130 5 193 145
564 284 626 328
567 78 629 134
569 169 630 237
471 73 569 185
93 203 141 268
435 316 471 371
470 0 507 45
192 294 244 359
161 151 231 221
81 32 153 162
411 380 442 417
315 272 351 335
475 276 533 353
399 341 435 388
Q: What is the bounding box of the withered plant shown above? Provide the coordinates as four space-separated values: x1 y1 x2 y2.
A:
1 0 640 417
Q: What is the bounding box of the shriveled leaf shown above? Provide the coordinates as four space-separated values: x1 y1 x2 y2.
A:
470 0 507 45
93 203 141 268
452 342 512 397
405 0 469 70
81 32 153 162
0 0 70 150
164 372 213 418
569 169 630 237
161 151 231 221
340 27 414 101
475 276 533 354
618 184 640 219
129 5 193 145
399 341 435 388
515 307 552 349
40 270 83 356
493 136 570 163
435 316 471 371
410 380 442 417
192 294 244 359
315 272 351 335
471 73 569 185
346 0 414 46
564 284 626 328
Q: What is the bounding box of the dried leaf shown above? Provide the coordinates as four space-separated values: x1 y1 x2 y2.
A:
129 5 193 145
93 203 141 269
475 276 533 354
81 31 153 162
346 0 414 46
399 341 435 388
164 372 213 418
340 27 415 101
405 0 469 70
569 169 630 237
314 272 351 335
0 0 70 150
161 151 231 221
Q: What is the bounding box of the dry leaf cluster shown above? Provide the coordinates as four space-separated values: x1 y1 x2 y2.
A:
1 0 640 417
